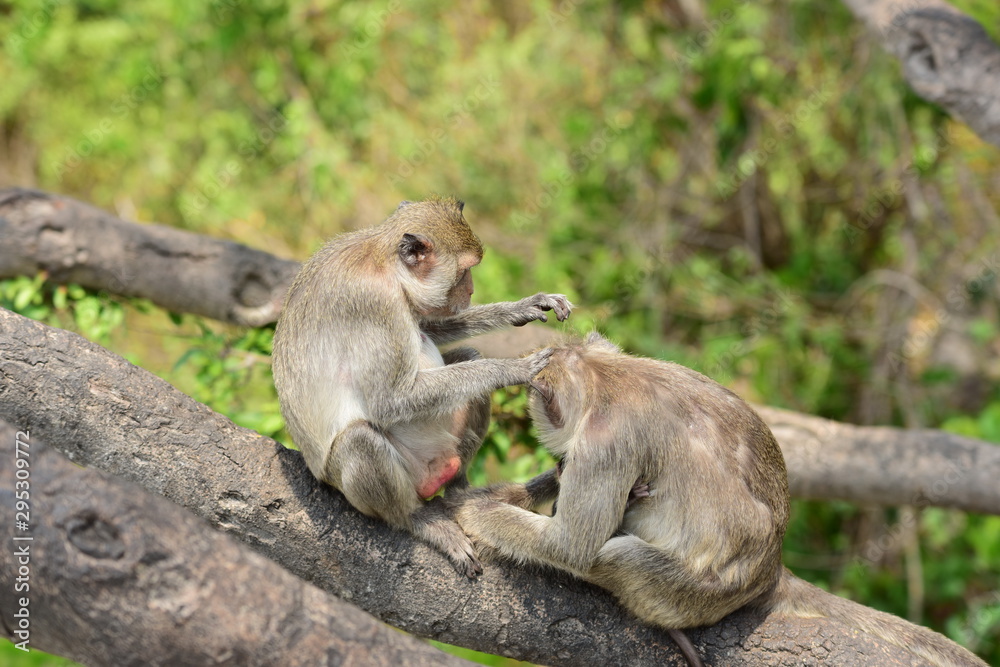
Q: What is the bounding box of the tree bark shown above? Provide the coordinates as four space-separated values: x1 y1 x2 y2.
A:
0 188 299 327
0 422 469 667
840 0 1000 147
0 306 976 665
759 405 1000 514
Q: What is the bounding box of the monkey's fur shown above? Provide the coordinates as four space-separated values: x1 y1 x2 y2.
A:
272 197 570 577
453 333 987 667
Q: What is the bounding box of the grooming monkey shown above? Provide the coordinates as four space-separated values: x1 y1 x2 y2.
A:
453 332 987 667
272 197 571 577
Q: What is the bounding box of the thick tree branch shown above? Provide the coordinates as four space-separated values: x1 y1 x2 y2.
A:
0 307 944 665
758 405 1000 514
0 188 299 326
840 0 1000 146
0 422 469 667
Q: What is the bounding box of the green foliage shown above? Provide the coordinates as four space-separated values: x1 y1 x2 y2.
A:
171 321 284 438
0 643 78 667
0 276 124 345
3 0 1000 664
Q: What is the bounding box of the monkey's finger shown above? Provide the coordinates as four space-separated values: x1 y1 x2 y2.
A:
553 298 573 321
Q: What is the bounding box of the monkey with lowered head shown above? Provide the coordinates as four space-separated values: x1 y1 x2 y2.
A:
452 332 987 667
271 197 571 578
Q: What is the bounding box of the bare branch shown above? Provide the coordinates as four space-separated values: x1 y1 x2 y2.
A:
0 306 972 665
840 0 1000 146
759 405 1000 515
0 188 299 326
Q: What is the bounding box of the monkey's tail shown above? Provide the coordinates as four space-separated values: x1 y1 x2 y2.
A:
764 567 986 667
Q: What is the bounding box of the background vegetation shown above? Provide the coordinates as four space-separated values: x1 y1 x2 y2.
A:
2 0 1000 664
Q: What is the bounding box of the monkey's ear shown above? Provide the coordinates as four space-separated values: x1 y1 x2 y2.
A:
530 378 565 429
398 233 435 267
456 199 465 213
585 331 621 353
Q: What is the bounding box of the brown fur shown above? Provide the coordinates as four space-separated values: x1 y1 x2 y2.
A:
454 333 986 666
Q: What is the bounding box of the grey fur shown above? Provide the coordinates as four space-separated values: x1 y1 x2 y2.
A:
272 198 571 577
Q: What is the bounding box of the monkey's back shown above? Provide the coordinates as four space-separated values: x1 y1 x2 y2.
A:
272 226 425 479
590 352 789 623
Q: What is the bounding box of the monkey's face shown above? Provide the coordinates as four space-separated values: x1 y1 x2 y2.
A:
528 348 586 456
397 229 481 316
422 255 479 317
528 333 623 457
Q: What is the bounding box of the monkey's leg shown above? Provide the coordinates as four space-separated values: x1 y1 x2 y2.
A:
588 536 747 629
588 537 718 667
447 467 560 515
329 421 482 578
326 421 419 525
441 346 492 491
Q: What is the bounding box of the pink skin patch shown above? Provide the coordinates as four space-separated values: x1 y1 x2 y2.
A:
417 455 462 499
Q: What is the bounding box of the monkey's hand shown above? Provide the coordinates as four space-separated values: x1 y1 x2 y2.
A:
626 479 651 510
510 293 573 326
518 347 554 380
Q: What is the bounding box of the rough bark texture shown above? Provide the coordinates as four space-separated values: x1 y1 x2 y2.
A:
0 422 469 667
0 306 970 665
0 188 300 326
841 0 1000 146
759 405 1000 515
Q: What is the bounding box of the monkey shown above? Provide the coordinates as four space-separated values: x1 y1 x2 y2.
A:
451 332 987 667
271 196 571 578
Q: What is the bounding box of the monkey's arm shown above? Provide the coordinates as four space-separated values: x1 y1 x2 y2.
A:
455 449 631 576
364 351 552 426
446 467 560 511
421 293 572 344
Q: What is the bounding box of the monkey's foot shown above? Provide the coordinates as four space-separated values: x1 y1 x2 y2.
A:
414 498 483 578
626 480 651 509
